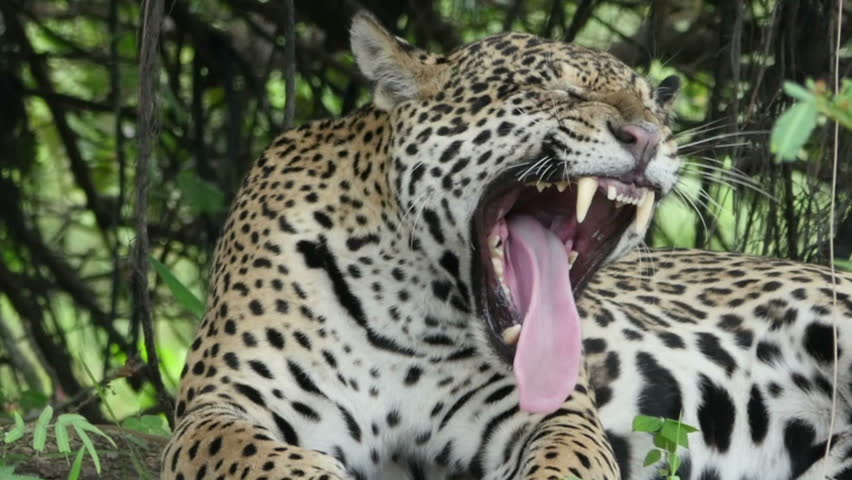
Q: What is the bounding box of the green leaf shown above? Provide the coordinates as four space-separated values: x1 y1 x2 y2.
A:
632 415 664 433
771 100 819 161
68 447 85 480
73 424 102 474
643 449 662 467
33 405 54 452
669 452 682 473
653 434 677 452
660 421 690 448
66 414 116 448
4 411 26 444
55 420 71 453
122 415 171 437
19 390 49 411
783 82 814 102
0 464 42 480
834 258 852 272
177 171 225 215
150 257 205 319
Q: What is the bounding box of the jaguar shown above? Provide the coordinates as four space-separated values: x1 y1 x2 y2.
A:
161 11 852 480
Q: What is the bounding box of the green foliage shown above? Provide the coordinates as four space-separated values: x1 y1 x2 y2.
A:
772 79 852 161
633 414 699 480
177 171 226 215
150 257 206 319
122 415 171 437
1 406 116 477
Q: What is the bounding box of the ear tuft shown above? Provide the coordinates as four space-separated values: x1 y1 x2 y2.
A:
350 11 439 110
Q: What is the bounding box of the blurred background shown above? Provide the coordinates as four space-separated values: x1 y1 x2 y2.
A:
0 0 849 432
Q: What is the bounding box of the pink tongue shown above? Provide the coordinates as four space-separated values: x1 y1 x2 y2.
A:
504 214 582 414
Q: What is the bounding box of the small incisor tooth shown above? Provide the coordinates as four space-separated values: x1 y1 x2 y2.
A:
502 324 521 345
575 177 598 223
607 185 617 200
634 190 655 233
556 181 568 192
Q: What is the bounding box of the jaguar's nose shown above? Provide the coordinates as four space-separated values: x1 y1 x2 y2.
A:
609 121 662 169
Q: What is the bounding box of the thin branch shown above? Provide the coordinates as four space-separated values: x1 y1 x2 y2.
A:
283 0 296 130
134 0 174 427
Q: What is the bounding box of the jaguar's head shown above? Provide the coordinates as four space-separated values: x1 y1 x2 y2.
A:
352 12 680 414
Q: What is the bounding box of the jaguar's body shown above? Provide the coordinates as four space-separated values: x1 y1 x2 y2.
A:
162 11 852 480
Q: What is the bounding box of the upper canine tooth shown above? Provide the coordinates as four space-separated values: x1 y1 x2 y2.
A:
556 181 568 192
502 325 521 345
607 185 617 200
490 235 500 247
575 177 598 223
634 190 655 233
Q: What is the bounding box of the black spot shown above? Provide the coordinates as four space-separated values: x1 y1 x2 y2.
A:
583 338 606 354
272 412 299 445
604 351 620 380
606 431 631 480
242 443 257 457
747 385 769 443
266 328 285 349
438 140 462 163
292 402 320 422
338 404 362 442
756 341 782 364
208 437 222 456
697 374 735 452
404 366 423 385
249 300 264 315
636 352 682 419
696 468 721 480
224 352 239 370
804 323 840 364
234 383 266 407
248 360 274 379
483 384 515 404
313 211 333 229
784 419 819 477
696 332 737 376
658 332 685 348
287 361 326 397
387 410 401 427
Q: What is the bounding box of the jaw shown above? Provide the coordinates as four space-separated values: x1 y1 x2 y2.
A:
470 169 656 412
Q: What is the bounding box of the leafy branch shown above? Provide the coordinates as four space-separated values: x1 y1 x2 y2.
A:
771 79 852 161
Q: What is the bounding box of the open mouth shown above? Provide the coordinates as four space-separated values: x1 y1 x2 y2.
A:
473 171 655 413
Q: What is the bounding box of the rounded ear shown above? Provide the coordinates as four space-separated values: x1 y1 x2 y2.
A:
350 11 444 110
655 75 681 107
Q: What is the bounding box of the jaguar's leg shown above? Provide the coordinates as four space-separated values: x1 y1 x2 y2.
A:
161 405 351 480
516 365 619 480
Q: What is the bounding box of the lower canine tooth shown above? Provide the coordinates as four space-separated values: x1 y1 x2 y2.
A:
634 190 655 233
502 325 521 345
568 251 578 265
492 258 504 275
